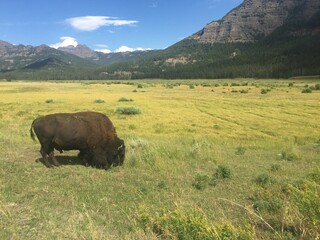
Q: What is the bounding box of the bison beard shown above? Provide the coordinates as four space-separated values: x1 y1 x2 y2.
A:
30 112 125 169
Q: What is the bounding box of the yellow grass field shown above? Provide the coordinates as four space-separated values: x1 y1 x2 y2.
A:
0 79 319 239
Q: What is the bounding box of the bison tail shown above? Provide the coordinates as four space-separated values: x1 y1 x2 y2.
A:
30 121 37 142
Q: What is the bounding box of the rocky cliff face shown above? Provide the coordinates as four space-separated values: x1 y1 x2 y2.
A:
189 0 320 43
58 44 100 60
0 40 53 70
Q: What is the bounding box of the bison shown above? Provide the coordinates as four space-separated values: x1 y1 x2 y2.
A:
30 111 125 169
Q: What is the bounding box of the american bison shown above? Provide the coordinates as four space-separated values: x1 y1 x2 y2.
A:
30 111 125 169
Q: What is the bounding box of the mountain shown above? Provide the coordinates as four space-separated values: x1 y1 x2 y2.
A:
58 44 100 60
98 0 320 79
0 40 157 79
1 0 320 80
0 40 96 71
189 0 320 43
0 40 99 80
58 44 159 65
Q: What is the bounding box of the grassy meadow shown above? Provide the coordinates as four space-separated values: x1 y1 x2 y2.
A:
0 79 319 239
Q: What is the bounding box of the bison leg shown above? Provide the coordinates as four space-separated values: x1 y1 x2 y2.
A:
103 163 111 170
78 150 92 167
40 148 52 168
49 151 60 167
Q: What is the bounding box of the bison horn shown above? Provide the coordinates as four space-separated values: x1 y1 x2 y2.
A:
118 144 123 150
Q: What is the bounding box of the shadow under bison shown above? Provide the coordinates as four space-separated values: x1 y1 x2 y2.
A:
31 111 125 170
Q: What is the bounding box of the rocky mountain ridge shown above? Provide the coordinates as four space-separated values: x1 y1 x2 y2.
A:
0 40 57 71
58 44 100 60
189 0 320 43
0 40 156 72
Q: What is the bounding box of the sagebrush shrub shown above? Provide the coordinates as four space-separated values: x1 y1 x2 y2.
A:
240 89 249 94
193 173 210 190
302 88 312 93
270 164 281 172
214 165 232 179
280 151 298 161
115 106 141 115
94 99 105 103
235 146 246 155
118 97 133 102
255 173 273 187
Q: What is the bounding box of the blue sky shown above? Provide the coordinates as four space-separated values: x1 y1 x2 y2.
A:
0 0 242 52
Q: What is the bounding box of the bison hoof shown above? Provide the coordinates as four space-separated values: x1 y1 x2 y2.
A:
45 164 53 168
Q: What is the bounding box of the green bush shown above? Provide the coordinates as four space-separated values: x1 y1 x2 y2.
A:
254 173 273 187
94 99 105 103
252 187 284 215
270 164 281 172
280 151 298 161
302 88 312 93
118 97 133 102
240 89 249 94
115 106 141 115
235 146 246 155
137 206 255 240
45 99 54 103
214 165 232 179
193 173 210 190
261 89 268 94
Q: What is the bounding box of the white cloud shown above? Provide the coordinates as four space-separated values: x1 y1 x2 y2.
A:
94 44 112 54
95 48 112 54
115 45 152 53
115 46 134 53
66 16 138 31
50 36 78 49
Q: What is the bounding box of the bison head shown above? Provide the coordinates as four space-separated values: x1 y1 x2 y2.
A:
108 139 125 167
91 139 125 170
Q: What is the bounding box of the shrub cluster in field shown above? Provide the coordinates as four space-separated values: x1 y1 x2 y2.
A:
136 206 255 240
89 97 142 115
94 98 105 103
115 106 141 115
280 150 298 161
193 165 232 190
45 99 54 103
118 97 133 102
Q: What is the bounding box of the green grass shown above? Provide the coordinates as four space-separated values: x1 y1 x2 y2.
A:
0 79 319 239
